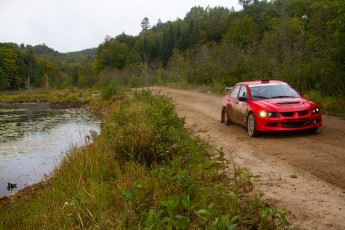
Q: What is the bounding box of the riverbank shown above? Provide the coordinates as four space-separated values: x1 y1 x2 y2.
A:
0 89 290 229
0 88 93 107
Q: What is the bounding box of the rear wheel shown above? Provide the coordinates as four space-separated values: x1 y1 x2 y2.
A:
247 113 259 137
221 108 231 125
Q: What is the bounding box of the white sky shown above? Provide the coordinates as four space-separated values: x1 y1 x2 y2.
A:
0 0 242 53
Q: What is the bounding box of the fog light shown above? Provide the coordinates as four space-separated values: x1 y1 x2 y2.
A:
313 120 317 124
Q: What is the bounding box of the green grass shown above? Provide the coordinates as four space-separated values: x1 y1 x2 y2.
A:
0 88 91 106
0 89 290 229
304 90 345 118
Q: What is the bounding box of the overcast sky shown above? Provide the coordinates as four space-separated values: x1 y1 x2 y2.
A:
0 0 242 53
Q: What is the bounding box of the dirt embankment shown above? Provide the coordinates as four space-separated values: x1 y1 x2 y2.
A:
151 86 345 230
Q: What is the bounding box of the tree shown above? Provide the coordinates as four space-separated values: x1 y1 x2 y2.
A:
26 74 31 95
141 17 151 34
0 46 21 89
134 31 160 66
223 15 260 51
93 40 131 72
89 0 345 97
104 35 111 42
204 7 231 43
161 23 175 66
115 33 137 49
44 60 56 87
0 67 9 90
239 0 254 9
154 18 163 31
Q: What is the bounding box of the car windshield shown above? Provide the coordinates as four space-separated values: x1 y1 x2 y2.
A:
249 84 300 100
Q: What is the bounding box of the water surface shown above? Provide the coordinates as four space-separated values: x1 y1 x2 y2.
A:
0 103 100 197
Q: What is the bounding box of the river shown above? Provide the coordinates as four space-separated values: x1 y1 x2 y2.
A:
0 103 101 197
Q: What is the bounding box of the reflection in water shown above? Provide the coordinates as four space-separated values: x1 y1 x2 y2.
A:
0 103 101 197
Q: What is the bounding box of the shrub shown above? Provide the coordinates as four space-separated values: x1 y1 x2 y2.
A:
103 90 186 165
101 81 118 100
305 90 345 117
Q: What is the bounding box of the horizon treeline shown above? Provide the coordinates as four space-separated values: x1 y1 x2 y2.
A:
0 43 96 90
1 0 344 96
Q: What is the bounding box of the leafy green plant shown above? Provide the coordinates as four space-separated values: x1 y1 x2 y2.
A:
120 180 143 207
160 197 186 229
234 167 254 193
101 81 118 100
261 207 291 228
211 214 240 230
103 90 186 165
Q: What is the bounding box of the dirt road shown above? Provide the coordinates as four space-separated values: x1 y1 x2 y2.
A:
151 87 345 230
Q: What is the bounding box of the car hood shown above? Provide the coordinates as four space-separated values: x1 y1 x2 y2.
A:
253 98 314 112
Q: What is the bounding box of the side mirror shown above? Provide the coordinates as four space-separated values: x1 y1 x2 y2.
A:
239 96 247 102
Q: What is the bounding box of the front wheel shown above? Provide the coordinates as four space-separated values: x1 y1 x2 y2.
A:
247 113 259 137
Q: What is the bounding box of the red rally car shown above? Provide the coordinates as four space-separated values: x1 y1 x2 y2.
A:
221 80 322 137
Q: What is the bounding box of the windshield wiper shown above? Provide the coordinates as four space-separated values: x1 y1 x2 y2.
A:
270 96 296 98
252 95 270 99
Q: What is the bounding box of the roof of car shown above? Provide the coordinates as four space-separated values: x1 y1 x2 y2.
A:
240 80 286 86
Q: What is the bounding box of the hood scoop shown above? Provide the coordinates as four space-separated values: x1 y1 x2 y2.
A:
276 101 301 105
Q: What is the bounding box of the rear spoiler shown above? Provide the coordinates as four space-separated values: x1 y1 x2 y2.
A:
224 86 233 94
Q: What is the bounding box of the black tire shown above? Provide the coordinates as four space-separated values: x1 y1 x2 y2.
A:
221 108 225 123
221 108 231 125
247 113 259 137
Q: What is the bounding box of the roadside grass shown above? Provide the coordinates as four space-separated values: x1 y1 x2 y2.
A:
0 89 290 229
304 90 345 118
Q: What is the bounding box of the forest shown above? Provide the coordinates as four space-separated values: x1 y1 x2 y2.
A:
1 0 344 98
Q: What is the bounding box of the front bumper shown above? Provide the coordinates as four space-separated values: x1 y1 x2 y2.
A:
255 113 322 132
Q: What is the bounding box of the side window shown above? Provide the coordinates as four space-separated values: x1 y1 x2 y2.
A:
230 85 241 99
238 85 247 99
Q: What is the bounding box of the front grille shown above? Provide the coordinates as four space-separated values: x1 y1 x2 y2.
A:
298 110 309 116
281 112 294 117
282 121 310 128
281 110 310 117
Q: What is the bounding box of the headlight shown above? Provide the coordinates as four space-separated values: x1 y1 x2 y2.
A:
312 107 320 114
259 111 279 118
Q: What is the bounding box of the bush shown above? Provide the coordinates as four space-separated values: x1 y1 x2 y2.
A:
101 81 118 100
305 90 345 117
103 90 186 165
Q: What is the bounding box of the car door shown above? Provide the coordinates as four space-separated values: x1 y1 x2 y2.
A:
235 85 248 126
226 85 241 123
